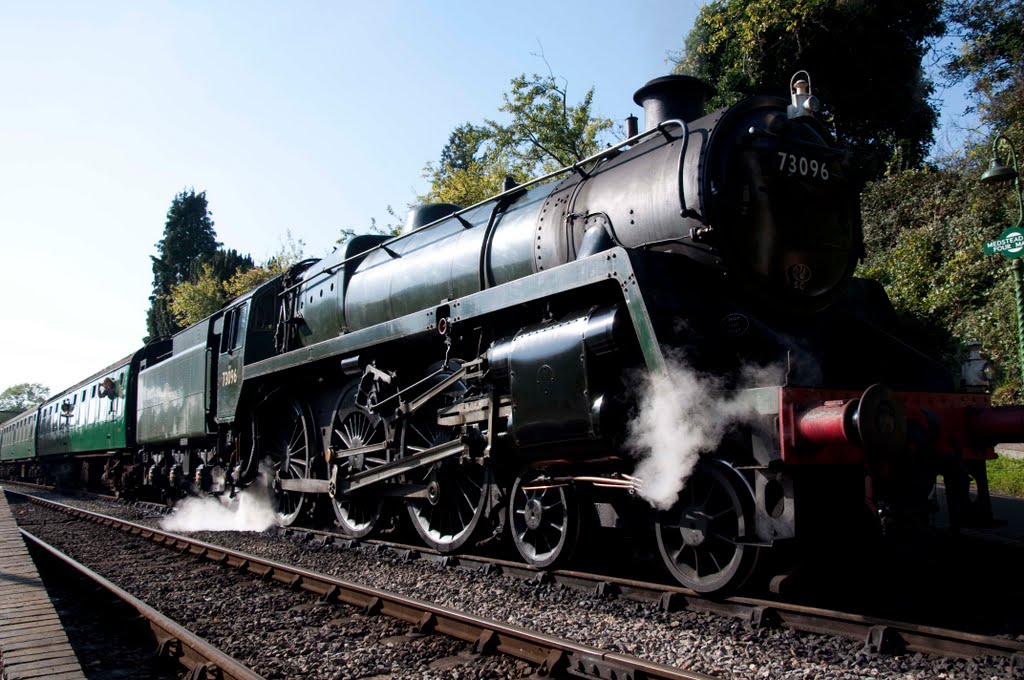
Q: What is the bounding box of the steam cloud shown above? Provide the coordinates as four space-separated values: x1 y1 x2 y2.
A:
160 474 280 532
626 357 780 510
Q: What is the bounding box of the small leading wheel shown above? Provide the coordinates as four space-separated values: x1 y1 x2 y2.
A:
402 383 491 553
330 384 390 538
510 470 580 569
655 460 760 594
266 399 312 527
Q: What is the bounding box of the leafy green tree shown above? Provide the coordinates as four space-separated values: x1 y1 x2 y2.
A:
855 0 1024 403
945 0 1024 132
167 263 227 327
422 159 512 208
422 73 614 207
146 189 221 340
422 123 509 207
168 231 306 327
859 153 1021 402
673 0 943 181
0 383 49 413
487 73 614 175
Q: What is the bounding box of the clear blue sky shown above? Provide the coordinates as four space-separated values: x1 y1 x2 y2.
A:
0 1 978 395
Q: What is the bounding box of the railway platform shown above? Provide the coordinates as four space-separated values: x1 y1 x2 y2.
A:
0 487 84 680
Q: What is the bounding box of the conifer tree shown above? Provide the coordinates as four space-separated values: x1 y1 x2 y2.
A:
145 189 220 341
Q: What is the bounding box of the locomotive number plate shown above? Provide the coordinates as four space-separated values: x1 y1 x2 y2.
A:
776 151 830 180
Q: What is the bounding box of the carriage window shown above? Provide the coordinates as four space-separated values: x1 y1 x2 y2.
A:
92 385 96 398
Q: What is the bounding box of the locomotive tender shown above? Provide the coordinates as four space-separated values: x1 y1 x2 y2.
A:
4 73 1021 593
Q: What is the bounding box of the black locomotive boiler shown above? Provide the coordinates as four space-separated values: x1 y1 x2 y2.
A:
4 72 1020 594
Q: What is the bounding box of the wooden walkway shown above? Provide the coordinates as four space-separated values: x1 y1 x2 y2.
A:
0 489 85 680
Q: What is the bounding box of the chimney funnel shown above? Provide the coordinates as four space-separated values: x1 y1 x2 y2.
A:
633 75 716 131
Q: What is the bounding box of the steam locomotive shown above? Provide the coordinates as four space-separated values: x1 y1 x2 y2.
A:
3 72 1019 594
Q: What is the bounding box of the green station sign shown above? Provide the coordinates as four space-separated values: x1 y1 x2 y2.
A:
984 227 1024 258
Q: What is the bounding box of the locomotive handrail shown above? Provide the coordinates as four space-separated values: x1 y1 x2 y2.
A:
277 119 689 298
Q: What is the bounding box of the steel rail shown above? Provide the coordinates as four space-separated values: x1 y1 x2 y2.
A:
284 527 1024 664
1 480 171 514
11 491 714 680
19 528 264 680
15 487 1024 665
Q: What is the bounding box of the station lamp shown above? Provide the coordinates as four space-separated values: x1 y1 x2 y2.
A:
979 133 1024 385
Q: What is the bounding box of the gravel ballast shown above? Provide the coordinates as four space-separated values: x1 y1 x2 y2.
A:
9 490 1022 679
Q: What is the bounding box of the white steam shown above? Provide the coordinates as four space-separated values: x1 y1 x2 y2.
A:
626 358 779 510
160 475 280 533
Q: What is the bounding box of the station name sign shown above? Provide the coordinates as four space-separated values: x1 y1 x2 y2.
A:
984 227 1024 259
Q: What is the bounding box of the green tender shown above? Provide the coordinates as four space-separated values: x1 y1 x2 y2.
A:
137 321 211 444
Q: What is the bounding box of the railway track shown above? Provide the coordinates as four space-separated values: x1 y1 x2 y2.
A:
6 489 714 680
19 529 263 680
271 526 1024 663
8 485 1024 676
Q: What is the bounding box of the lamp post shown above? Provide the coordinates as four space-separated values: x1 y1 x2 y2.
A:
980 133 1024 385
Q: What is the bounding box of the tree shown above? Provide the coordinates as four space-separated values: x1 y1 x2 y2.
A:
0 383 49 413
439 123 491 173
168 231 306 327
167 263 228 327
422 72 614 207
422 123 509 207
673 0 944 182
854 0 1024 404
205 248 255 284
945 0 1024 132
487 72 614 176
145 189 221 341
422 158 512 208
